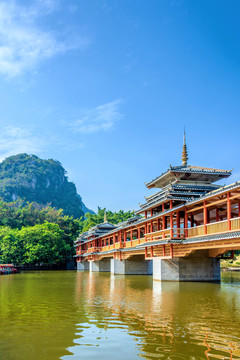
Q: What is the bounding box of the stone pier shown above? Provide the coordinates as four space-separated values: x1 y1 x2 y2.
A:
111 255 153 275
77 261 89 271
89 258 111 272
153 252 220 282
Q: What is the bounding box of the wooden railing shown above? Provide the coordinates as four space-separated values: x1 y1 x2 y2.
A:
86 247 100 253
231 217 240 230
76 250 85 255
144 228 184 242
101 242 122 252
187 225 205 237
207 220 228 234
187 218 240 238
125 238 145 248
145 229 170 242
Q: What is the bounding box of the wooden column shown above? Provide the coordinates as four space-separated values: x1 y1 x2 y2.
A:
150 208 153 217
157 218 160 231
119 231 122 247
150 246 154 257
163 244 166 257
238 202 240 218
150 221 153 242
145 211 147 218
150 221 153 232
162 216 166 238
216 208 219 222
176 211 180 238
170 244 173 258
227 192 231 230
124 231 126 247
145 247 148 258
203 201 207 235
138 227 141 244
184 209 188 237
130 228 133 246
162 203 166 238
170 213 173 238
113 234 116 248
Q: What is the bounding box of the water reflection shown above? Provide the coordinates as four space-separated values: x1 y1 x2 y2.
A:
71 272 240 360
0 271 240 360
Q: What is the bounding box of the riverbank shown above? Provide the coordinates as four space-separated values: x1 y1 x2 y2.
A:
221 254 240 270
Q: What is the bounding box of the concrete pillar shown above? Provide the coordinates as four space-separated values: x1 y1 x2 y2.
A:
89 258 111 272
153 255 220 282
111 255 152 275
77 261 89 271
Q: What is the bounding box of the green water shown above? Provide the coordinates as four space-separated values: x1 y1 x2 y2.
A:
0 271 240 360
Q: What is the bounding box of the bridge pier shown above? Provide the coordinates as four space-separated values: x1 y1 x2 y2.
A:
77 261 89 271
111 255 153 275
153 253 220 282
89 258 111 272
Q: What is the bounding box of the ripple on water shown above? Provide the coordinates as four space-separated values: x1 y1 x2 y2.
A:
1 271 240 360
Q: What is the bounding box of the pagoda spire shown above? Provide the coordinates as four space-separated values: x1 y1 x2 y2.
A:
181 130 188 166
104 211 107 223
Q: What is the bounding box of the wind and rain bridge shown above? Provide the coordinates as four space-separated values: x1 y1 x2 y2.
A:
75 135 240 281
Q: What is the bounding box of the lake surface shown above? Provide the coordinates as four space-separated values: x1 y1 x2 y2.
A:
0 271 240 360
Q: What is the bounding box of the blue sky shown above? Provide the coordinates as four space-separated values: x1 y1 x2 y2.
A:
0 0 239 212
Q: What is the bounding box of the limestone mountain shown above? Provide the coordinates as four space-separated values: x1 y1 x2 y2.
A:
0 154 92 218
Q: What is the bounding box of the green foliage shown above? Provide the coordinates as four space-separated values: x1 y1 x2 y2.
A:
0 223 72 265
221 253 240 269
0 153 85 218
81 207 135 233
0 200 82 265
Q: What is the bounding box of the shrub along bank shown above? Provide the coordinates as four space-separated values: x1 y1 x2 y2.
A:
0 201 81 266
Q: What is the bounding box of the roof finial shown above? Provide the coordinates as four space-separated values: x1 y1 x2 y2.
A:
181 129 188 166
104 210 107 223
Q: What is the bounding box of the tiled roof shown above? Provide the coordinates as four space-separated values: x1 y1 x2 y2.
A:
146 165 231 188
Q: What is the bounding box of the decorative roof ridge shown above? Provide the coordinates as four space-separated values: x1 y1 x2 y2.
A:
173 165 232 173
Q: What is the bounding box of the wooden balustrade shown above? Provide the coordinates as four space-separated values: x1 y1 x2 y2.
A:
206 220 228 234
187 218 240 238
231 217 240 230
76 250 85 255
125 238 145 248
187 225 205 237
145 229 171 242
86 247 100 253
101 242 122 252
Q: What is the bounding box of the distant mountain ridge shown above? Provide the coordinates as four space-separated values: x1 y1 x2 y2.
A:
0 154 93 218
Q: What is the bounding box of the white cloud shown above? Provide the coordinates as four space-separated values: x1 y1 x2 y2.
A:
0 0 88 78
0 126 44 161
69 100 123 134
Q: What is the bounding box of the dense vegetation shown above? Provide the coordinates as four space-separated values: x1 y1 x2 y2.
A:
0 153 92 218
0 201 81 266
